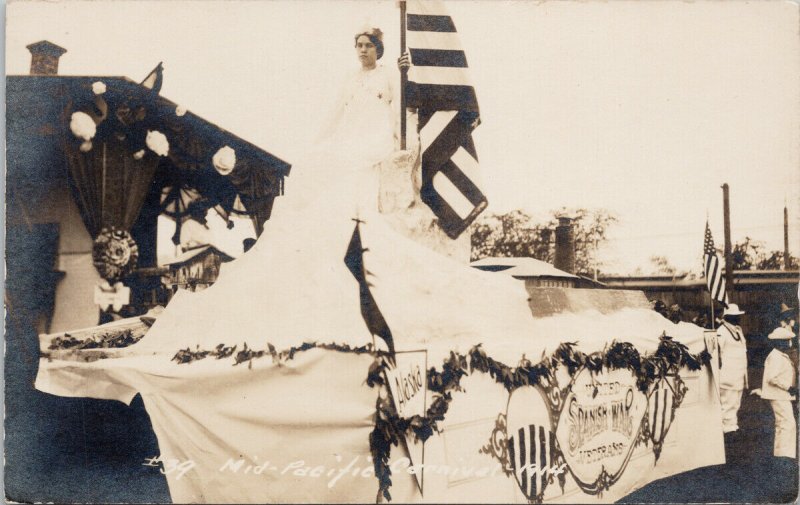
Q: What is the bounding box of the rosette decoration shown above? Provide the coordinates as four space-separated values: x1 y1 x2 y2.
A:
212 146 236 175
91 227 139 281
69 111 97 141
70 111 98 152
146 130 170 157
92 81 107 95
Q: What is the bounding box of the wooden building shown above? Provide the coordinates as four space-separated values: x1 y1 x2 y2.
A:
599 270 800 338
6 41 291 334
469 256 647 318
164 245 234 293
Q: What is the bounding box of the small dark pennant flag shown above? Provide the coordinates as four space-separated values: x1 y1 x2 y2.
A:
507 424 556 501
703 221 728 305
140 62 164 94
405 0 488 239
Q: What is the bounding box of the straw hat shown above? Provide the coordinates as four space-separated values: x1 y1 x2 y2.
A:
768 326 795 340
779 303 796 321
723 303 745 317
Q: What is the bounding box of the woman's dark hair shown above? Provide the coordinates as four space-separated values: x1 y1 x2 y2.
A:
354 30 384 60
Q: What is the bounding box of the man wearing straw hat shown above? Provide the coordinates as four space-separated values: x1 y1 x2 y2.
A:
752 304 797 458
776 303 799 370
716 303 749 451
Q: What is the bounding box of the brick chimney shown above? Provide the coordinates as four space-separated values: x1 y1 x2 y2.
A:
27 40 67 75
554 216 576 274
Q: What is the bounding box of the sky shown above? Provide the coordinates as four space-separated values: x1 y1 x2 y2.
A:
6 0 800 275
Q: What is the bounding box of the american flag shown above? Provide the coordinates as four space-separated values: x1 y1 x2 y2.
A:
507 424 556 501
405 0 488 239
703 221 728 305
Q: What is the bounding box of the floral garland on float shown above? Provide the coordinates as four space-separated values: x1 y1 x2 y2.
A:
168 334 711 502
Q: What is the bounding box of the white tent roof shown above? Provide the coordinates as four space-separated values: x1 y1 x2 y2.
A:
470 256 578 279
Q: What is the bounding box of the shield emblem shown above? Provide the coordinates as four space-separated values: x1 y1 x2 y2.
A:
505 386 559 502
507 423 558 501
647 376 683 460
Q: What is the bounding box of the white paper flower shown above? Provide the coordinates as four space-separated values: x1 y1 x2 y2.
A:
80 140 93 152
133 149 145 160
212 146 236 175
175 105 187 117
145 130 169 157
70 111 96 141
92 81 107 95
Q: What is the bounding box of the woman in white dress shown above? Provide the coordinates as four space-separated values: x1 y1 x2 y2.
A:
753 309 798 459
137 28 412 353
280 28 403 218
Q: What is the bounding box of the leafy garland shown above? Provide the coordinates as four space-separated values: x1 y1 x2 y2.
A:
368 337 710 501
172 341 390 369
170 337 710 502
48 328 142 351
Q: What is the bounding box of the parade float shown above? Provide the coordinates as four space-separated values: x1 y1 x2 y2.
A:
32 1 725 503
36 151 725 503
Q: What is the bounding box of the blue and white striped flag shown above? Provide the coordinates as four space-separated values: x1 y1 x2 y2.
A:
405 0 488 239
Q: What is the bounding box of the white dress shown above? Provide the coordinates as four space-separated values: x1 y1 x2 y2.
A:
761 347 797 458
137 65 401 353
269 64 398 221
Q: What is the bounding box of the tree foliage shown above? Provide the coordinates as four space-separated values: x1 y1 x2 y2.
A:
648 255 687 276
469 208 617 276
730 236 797 270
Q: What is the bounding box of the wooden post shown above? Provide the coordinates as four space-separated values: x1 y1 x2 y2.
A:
400 0 408 150
722 183 733 300
709 290 715 329
784 203 791 270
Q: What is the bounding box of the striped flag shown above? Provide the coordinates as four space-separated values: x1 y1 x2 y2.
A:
703 221 728 305
405 0 488 239
507 424 556 501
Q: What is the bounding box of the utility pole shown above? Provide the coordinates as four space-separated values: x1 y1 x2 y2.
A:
722 184 734 299
784 203 791 270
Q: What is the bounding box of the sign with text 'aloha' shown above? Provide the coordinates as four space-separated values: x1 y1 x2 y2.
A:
385 350 428 493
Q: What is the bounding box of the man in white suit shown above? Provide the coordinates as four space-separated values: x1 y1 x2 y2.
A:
716 303 749 453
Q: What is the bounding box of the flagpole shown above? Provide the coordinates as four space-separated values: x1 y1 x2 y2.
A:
708 290 715 329
399 0 408 150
